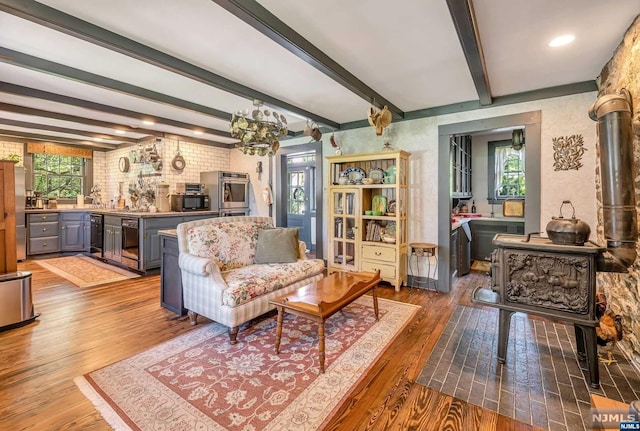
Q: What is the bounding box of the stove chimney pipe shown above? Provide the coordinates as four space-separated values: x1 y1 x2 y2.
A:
589 89 637 272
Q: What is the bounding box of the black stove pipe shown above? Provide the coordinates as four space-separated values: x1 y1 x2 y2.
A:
589 89 638 272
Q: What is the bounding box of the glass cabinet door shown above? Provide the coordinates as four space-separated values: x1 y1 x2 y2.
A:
331 189 358 270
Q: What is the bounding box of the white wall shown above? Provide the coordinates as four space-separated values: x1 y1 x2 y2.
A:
234 91 599 260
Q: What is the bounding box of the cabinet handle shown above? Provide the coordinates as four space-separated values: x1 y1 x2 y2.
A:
375 251 382 256
61 226 65 230
43 243 47 247
43 228 47 232
43 216 47 220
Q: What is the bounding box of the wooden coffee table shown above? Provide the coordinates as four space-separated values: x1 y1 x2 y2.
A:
269 270 381 373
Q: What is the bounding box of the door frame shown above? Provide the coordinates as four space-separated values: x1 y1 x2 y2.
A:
275 142 323 259
437 111 541 292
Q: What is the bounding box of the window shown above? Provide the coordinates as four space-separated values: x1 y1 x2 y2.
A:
488 140 525 202
32 154 86 199
288 171 305 215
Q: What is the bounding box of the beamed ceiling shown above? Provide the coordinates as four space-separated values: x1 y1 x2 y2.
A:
0 0 638 151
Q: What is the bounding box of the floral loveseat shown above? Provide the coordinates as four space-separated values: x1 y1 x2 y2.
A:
177 216 325 343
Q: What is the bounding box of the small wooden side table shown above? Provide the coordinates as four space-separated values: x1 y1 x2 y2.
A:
269 270 381 373
408 242 438 291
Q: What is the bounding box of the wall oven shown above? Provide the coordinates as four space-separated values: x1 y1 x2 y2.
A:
121 218 139 270
200 171 250 213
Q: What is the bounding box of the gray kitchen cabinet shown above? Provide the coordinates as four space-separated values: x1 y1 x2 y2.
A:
141 214 216 271
60 212 89 252
160 232 186 315
469 219 525 262
103 215 122 262
27 213 60 255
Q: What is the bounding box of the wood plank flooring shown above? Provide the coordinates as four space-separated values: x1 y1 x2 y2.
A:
0 261 544 430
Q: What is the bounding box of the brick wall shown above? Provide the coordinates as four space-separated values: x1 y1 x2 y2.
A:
99 138 230 207
594 15 640 370
0 141 25 161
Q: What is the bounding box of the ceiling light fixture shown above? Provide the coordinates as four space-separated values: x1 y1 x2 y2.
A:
142 120 155 125
193 130 203 135
549 34 575 47
114 130 126 134
93 137 103 141
230 99 288 157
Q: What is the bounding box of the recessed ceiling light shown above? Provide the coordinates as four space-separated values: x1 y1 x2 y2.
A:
549 34 575 47
193 130 203 135
142 120 155 125
115 130 126 134
93 137 103 141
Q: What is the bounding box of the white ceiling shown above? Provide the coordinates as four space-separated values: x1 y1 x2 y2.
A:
0 0 638 150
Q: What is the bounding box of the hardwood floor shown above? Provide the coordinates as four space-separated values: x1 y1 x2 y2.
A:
0 261 544 431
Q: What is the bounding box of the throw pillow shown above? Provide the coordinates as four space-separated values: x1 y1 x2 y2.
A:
254 227 299 264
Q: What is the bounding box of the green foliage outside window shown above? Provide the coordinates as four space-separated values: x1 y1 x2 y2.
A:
497 154 525 198
33 154 84 198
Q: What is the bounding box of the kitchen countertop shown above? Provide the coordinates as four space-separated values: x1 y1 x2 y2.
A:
451 215 525 230
25 208 220 218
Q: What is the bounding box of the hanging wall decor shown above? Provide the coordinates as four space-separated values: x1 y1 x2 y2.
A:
552 134 586 171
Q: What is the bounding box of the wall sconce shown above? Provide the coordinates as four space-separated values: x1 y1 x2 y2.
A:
512 128 525 150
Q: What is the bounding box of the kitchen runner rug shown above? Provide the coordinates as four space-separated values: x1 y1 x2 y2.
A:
75 297 419 431
34 255 139 287
416 305 640 431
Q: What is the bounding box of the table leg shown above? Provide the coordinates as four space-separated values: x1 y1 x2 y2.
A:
372 287 379 321
275 307 284 354
318 321 325 373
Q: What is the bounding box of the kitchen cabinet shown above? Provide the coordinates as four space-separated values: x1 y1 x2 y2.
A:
103 215 122 263
451 135 472 198
457 224 471 276
160 232 186 315
60 212 90 252
27 213 60 255
326 150 410 291
469 219 525 261
141 214 215 271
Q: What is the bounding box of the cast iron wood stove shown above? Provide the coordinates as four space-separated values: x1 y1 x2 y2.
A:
473 89 637 390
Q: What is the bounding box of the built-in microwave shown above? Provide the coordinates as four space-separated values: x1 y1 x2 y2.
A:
170 194 210 212
200 171 250 211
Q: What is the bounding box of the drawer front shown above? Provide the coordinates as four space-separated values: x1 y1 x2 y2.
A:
361 244 396 263
361 260 396 280
61 212 86 221
29 222 60 238
29 236 60 254
28 213 59 223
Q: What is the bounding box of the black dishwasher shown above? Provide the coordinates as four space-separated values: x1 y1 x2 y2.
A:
89 213 103 258
121 218 139 270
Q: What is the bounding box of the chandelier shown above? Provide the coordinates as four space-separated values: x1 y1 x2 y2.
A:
230 99 288 157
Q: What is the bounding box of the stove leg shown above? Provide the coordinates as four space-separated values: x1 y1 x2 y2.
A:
497 310 515 364
574 325 587 361
575 323 600 389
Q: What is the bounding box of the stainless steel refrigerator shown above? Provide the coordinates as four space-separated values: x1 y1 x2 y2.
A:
15 166 26 261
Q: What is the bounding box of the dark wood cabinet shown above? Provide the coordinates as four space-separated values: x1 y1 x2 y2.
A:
469 219 525 262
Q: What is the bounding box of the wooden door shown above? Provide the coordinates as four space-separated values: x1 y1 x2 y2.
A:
0 161 17 274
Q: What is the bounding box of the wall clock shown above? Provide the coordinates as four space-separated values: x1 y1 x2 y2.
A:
119 156 130 173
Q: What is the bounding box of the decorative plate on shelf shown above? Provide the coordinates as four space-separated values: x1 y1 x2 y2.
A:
368 167 385 183
344 167 365 182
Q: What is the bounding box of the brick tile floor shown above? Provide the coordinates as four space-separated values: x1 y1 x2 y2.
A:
416 305 640 431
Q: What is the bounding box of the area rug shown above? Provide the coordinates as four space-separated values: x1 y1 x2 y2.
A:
416 305 640 431
34 255 139 287
75 297 419 431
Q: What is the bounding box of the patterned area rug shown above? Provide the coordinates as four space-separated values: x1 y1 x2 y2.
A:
34 255 139 287
416 305 640 431
75 297 419 430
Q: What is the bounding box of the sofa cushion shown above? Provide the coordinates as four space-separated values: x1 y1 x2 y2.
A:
221 259 325 307
254 227 299 264
186 220 272 271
